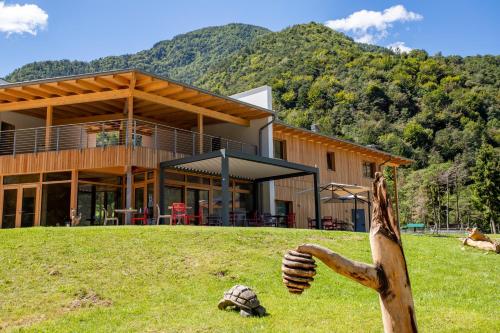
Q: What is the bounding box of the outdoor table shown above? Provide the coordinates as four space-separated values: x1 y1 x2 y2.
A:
114 208 137 225
272 215 287 227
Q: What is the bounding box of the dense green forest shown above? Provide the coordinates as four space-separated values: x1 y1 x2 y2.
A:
4 23 499 232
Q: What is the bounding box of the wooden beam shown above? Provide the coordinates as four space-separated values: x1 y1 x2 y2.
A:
133 89 249 126
3 88 34 100
0 89 130 112
21 86 52 98
37 84 70 96
54 113 125 125
0 92 19 102
94 77 121 90
45 105 53 149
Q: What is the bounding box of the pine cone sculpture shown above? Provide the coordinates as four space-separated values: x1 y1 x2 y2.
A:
282 250 316 294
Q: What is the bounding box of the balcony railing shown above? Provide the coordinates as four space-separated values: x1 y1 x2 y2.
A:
0 119 257 157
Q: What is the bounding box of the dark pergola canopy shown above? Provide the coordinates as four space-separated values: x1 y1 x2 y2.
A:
159 149 321 226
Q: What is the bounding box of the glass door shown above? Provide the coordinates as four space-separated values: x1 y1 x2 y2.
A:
1 185 37 228
186 188 209 224
20 186 37 227
2 188 17 228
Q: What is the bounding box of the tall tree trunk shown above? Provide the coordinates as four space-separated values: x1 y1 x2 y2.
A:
282 173 418 333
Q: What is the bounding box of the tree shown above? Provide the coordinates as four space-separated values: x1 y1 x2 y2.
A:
471 143 500 233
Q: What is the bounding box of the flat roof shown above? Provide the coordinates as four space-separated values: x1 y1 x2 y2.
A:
160 149 318 182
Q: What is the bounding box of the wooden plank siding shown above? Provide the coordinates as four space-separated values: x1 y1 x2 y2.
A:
0 146 188 175
273 130 387 229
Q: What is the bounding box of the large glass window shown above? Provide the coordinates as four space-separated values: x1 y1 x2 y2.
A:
233 192 253 213
41 183 71 226
164 186 184 211
1 189 17 228
275 200 292 216
3 174 39 185
135 187 145 210
43 172 72 182
186 189 209 224
78 183 122 226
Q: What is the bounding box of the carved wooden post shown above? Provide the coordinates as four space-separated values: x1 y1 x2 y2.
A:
282 172 418 333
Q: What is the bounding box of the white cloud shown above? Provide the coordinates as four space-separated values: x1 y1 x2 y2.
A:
0 1 48 36
325 5 422 44
387 41 413 53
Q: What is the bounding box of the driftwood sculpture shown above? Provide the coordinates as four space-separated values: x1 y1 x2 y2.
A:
282 172 418 333
460 228 499 253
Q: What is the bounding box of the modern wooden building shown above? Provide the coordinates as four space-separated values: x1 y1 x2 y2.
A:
0 70 411 230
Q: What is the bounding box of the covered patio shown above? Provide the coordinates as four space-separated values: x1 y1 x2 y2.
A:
159 149 321 227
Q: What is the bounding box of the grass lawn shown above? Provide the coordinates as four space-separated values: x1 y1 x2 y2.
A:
0 226 499 332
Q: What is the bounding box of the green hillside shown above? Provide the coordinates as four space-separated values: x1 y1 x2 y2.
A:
5 23 270 84
0 226 498 332
3 23 500 231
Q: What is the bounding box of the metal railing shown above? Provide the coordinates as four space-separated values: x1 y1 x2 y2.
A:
0 119 257 157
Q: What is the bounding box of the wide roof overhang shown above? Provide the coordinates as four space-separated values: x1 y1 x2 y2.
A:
160 149 318 182
0 69 273 129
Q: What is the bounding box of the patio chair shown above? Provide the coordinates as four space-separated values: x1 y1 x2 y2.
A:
188 209 203 225
132 208 148 225
307 217 316 229
103 208 119 226
171 203 188 225
262 213 277 227
322 216 334 230
206 214 222 226
247 212 263 227
286 213 296 228
231 211 247 227
156 204 171 225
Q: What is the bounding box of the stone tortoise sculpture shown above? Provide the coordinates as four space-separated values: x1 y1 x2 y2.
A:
218 285 266 317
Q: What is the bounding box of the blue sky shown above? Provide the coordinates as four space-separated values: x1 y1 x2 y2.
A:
0 0 499 77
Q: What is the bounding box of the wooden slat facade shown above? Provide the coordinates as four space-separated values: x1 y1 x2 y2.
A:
272 126 405 230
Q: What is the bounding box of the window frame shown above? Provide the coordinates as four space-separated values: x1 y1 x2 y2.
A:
273 139 287 160
326 151 336 171
362 161 376 179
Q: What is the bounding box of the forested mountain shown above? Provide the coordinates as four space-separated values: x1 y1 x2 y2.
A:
4 23 500 231
6 23 270 84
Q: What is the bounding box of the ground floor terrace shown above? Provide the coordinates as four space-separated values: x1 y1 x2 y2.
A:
0 149 325 229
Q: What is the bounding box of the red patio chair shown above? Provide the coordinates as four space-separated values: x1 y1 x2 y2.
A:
171 203 188 225
188 209 203 225
132 208 148 225
286 213 296 228
247 212 263 227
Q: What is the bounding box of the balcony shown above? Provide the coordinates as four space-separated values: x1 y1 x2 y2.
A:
0 119 257 157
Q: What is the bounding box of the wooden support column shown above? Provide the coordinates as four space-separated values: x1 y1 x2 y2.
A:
221 153 230 226
197 114 204 154
125 165 133 225
70 170 78 216
0 175 3 228
393 166 400 226
45 105 53 150
127 95 134 146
